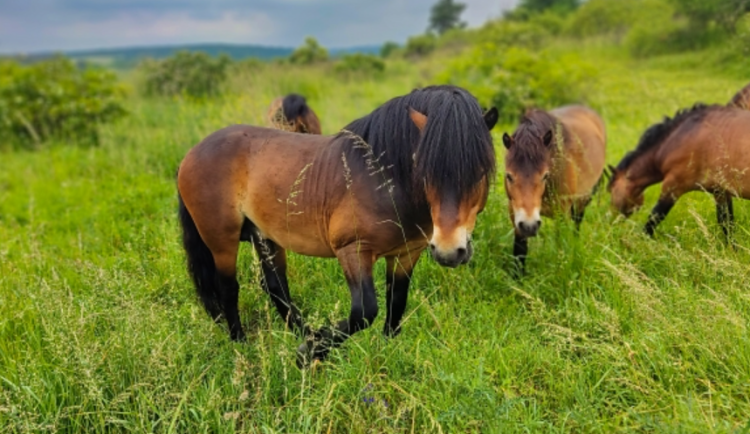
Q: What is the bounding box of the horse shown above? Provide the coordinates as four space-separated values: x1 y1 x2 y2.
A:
502 105 606 273
177 85 498 366
266 93 322 134
607 103 750 238
728 82 750 110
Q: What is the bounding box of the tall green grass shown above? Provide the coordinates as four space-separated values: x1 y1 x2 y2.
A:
1 47 749 433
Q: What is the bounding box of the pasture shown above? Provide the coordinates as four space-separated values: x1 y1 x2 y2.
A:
1 44 750 433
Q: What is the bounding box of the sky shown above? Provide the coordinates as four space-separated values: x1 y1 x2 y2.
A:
0 0 519 54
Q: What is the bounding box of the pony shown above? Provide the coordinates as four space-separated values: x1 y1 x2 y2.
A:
177 85 498 366
502 105 606 273
728 82 750 110
266 93 322 134
607 103 750 238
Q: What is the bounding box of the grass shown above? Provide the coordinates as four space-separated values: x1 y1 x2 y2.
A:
1 44 750 433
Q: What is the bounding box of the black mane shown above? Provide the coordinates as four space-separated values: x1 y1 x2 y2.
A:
616 103 713 171
282 93 310 122
508 109 559 173
340 85 496 202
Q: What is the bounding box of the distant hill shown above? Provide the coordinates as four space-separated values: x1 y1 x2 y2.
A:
15 43 382 69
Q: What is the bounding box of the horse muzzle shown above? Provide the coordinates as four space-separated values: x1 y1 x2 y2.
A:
430 240 473 268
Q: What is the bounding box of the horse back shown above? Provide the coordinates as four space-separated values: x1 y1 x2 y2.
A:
550 105 607 195
659 109 750 197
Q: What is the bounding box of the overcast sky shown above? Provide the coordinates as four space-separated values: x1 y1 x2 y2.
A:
0 0 519 54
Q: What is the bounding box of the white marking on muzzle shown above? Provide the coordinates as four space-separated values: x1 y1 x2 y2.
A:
430 225 468 255
514 207 541 229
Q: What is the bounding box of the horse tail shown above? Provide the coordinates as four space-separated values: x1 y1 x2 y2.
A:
282 93 310 122
178 192 222 320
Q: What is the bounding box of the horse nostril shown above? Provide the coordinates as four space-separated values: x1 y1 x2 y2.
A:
456 247 467 259
430 243 436 252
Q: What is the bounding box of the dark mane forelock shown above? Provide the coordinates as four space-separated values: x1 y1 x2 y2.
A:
340 85 496 202
282 93 310 121
616 103 713 171
508 109 558 173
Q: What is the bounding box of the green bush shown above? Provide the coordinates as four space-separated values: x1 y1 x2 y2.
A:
438 44 597 122
476 19 552 49
140 51 230 98
289 37 329 65
404 34 437 57
566 0 640 39
334 54 385 76
0 57 127 148
380 41 400 58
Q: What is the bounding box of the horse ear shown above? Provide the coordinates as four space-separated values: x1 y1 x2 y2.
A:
409 107 428 132
543 130 553 147
483 107 499 131
502 133 512 149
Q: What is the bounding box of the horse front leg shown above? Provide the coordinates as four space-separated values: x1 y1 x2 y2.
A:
297 244 377 367
713 191 735 243
384 250 423 338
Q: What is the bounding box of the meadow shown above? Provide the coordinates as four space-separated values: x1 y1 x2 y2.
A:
1 41 750 432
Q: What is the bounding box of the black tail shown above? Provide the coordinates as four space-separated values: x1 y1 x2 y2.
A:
178 193 223 321
282 93 310 122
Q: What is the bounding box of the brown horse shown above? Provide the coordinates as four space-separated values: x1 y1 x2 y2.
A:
178 85 498 366
608 103 750 238
502 105 606 273
728 82 750 110
266 93 322 134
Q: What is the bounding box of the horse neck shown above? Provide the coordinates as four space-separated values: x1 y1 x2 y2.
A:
625 147 664 192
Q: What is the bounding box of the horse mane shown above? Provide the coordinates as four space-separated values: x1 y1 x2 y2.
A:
282 93 310 122
728 82 750 110
339 85 496 203
508 109 560 173
616 103 713 171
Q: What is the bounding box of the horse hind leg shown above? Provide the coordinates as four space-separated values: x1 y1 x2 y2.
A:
179 194 245 341
570 197 592 232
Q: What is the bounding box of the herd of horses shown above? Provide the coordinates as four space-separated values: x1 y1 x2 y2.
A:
176 83 750 367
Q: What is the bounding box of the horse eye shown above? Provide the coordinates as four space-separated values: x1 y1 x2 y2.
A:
505 174 513 183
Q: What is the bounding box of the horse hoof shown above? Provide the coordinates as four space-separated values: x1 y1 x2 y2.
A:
296 343 311 369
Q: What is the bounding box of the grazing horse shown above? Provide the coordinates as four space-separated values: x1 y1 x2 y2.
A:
502 105 606 273
266 93 322 134
608 104 750 238
178 85 498 366
728 82 750 110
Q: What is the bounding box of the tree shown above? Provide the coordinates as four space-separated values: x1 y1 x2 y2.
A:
428 0 467 35
289 37 329 65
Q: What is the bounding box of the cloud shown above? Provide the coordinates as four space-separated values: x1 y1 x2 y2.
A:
0 0 518 54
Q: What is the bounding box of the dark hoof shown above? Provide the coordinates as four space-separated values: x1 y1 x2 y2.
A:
296 341 328 369
383 325 402 338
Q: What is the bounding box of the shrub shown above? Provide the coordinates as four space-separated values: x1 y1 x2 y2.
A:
438 44 597 122
289 37 329 65
0 57 127 148
566 0 640 39
334 54 385 76
404 34 437 58
140 51 231 98
380 41 400 58
476 19 552 49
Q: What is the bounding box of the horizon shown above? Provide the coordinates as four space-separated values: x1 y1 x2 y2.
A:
0 0 518 56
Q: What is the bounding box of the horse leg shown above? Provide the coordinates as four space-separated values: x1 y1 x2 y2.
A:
570 198 591 232
512 233 528 277
251 235 308 337
179 195 244 341
644 197 676 238
714 191 734 243
384 250 423 338
297 244 377 367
